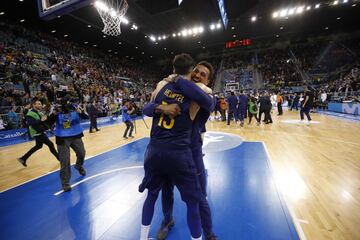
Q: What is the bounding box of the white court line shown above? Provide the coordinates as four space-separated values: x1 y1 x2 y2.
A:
298 219 309 224
0 137 145 194
54 166 143 196
261 142 307 240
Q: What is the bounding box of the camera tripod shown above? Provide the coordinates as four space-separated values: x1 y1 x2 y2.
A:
131 114 149 134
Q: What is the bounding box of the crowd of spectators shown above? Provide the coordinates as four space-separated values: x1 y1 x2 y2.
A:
0 22 159 130
1 21 360 131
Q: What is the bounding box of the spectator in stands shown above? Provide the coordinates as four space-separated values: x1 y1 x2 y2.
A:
7 105 19 129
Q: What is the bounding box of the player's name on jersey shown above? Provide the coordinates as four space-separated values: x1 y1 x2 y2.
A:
164 89 184 103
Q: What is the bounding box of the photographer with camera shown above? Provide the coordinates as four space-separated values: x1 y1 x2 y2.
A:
121 100 135 139
17 97 59 167
49 95 87 192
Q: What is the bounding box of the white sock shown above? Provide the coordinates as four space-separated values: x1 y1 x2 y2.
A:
191 235 202 240
140 224 150 240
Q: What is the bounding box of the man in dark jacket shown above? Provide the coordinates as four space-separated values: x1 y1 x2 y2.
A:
17 97 59 167
87 100 100 133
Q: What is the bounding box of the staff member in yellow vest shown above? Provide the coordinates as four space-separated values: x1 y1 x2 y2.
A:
17 97 59 167
49 95 87 192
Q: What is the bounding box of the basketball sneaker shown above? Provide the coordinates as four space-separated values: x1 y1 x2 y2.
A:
75 165 86 176
62 184 72 192
156 218 175 240
17 157 27 167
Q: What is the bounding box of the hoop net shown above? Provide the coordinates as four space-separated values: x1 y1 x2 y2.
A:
94 0 129 36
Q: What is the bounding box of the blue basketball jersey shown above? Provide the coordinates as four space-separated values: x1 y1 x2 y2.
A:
149 77 213 148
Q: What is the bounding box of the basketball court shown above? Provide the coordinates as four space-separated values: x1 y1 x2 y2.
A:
1 111 360 239
0 0 360 239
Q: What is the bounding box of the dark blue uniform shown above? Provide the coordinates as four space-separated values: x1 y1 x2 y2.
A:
140 77 213 199
139 77 213 238
143 87 216 237
227 95 238 125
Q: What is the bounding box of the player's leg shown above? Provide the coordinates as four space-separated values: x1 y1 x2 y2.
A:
128 121 134 137
139 145 164 239
58 139 72 191
193 147 216 239
123 121 130 138
169 148 202 239
18 135 44 166
40 133 59 160
157 180 175 240
70 138 86 176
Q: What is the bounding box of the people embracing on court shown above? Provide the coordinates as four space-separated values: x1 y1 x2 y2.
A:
18 97 59 167
47 95 87 192
138 54 214 240
121 100 135 139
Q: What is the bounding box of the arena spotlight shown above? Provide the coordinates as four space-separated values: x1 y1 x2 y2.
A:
192 27 199 34
272 11 279 18
181 29 188 37
315 3 320 8
187 29 193 35
94 1 109 12
210 24 216 30
0 12 4 16
120 16 129 24
162 35 166 40
157 36 162 41
198 26 204 33
343 0 348 3
177 32 181 36
280 9 288 17
306 6 311 10
51 30 56 33
150 35 156 41
216 23 221 29
251 16 257 22
288 8 295 15
296 6 305 14
172 33 176 37
20 19 25 23
333 0 339 5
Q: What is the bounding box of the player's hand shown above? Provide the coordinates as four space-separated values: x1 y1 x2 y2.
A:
159 104 181 118
163 74 177 83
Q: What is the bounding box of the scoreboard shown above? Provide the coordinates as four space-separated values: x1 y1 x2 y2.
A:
225 39 252 49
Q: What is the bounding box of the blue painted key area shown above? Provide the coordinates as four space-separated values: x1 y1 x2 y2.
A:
0 135 300 240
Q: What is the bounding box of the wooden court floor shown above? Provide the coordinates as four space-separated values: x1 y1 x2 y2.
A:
0 110 359 240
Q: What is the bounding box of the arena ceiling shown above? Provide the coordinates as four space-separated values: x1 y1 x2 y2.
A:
1 0 360 61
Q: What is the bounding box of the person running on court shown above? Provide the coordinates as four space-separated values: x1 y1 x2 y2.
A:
18 97 59 167
143 61 217 240
138 54 214 240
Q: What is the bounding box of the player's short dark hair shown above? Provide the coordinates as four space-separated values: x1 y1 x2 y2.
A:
197 61 214 81
173 53 194 75
31 97 40 106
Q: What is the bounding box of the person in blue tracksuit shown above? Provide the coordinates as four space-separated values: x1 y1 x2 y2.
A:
226 92 238 125
142 61 217 240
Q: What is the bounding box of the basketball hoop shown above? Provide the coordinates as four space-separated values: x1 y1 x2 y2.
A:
94 0 129 36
